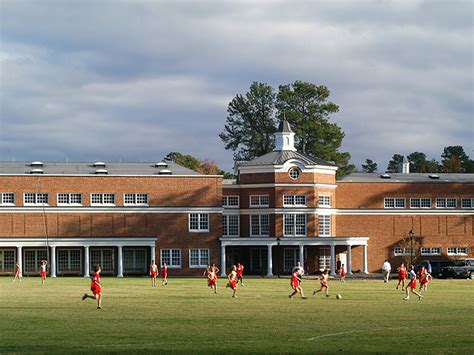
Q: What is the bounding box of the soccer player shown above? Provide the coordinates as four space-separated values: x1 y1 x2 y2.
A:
226 265 238 298
40 260 47 285
340 263 346 282
404 265 423 301
288 269 307 299
382 259 391 283
313 269 330 297
418 266 432 294
13 262 22 282
396 262 407 291
149 260 158 287
236 262 244 286
161 262 168 286
82 264 102 309
208 268 218 294
292 261 304 278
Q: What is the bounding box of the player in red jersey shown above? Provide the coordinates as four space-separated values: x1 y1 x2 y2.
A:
236 262 244 286
40 260 47 285
208 268 218 294
340 264 346 282
13 262 22 282
313 269 330 297
404 265 423 301
288 269 307 299
161 262 168 286
226 265 238 298
418 266 432 294
149 260 158 287
82 264 102 309
396 262 407 291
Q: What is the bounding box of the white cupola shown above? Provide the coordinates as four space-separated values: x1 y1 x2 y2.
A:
397 156 410 174
274 120 297 151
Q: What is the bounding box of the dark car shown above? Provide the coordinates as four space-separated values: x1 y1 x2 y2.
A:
440 259 474 279
414 260 456 278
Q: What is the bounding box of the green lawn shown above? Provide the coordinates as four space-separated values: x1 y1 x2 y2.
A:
0 276 472 353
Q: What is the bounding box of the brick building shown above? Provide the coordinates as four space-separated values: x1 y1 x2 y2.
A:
0 121 472 276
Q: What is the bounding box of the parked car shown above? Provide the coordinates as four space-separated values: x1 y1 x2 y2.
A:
414 260 456 278
440 258 474 279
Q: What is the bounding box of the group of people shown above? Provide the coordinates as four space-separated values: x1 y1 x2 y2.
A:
383 260 433 301
288 262 331 299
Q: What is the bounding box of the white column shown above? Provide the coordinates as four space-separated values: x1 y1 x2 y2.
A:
150 245 156 263
347 245 352 275
299 245 304 266
330 244 336 276
17 246 23 273
84 246 90 277
220 245 226 277
117 245 123 277
50 246 56 277
363 244 368 274
267 245 273 277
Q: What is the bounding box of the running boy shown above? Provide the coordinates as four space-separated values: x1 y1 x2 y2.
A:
418 266 432 294
404 265 423 301
226 265 238 298
40 260 47 285
82 264 102 309
208 268 218 294
13 262 22 282
161 262 168 286
236 262 244 286
313 269 330 297
149 260 158 287
288 269 307 299
396 262 407 291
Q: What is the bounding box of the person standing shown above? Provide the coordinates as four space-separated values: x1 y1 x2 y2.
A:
236 262 244 286
336 257 342 274
40 260 48 285
149 260 158 287
340 263 346 282
13 262 22 282
396 262 407 291
161 262 168 286
292 261 304 277
382 259 391 283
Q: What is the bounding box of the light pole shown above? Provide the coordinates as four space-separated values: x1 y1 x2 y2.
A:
409 229 414 267
276 236 281 278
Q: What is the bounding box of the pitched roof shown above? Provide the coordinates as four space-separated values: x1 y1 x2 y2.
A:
338 173 474 183
238 150 335 167
278 120 293 133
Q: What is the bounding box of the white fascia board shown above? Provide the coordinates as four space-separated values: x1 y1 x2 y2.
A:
238 164 337 175
220 236 368 247
223 208 337 215
0 207 223 214
335 209 474 216
0 237 157 247
223 183 337 189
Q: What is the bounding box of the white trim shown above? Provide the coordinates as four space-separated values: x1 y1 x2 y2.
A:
123 193 149 206
335 209 473 215
220 236 369 247
0 206 223 214
0 174 222 178
223 183 337 189
0 237 156 248
238 163 337 175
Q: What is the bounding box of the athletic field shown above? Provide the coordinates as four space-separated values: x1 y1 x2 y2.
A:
0 277 472 353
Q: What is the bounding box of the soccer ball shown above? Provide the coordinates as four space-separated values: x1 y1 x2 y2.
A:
336 294 342 299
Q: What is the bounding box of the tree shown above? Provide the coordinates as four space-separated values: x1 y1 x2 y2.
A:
398 236 421 267
361 159 378 173
165 152 235 178
276 81 354 176
386 154 404 173
406 152 440 173
219 82 278 161
441 146 473 173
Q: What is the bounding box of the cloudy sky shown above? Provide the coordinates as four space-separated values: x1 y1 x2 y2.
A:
1 0 472 171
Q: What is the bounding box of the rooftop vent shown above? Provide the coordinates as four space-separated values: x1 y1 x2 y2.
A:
155 162 168 168
158 169 172 175
30 161 43 167
94 169 108 175
30 168 44 174
428 174 440 180
93 162 106 168
380 173 391 179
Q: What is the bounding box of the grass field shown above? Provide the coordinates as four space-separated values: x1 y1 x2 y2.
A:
0 276 472 353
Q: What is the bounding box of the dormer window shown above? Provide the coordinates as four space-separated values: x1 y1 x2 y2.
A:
289 167 301 180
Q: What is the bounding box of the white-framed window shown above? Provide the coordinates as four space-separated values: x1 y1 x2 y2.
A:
436 198 456 209
393 247 413 256
318 215 331 236
222 215 239 236
189 248 210 268
318 195 331 207
250 195 269 207
222 195 239 208
0 249 16 272
283 195 306 207
123 248 147 273
420 247 441 256
57 193 82 206
24 193 49 206
160 249 181 268
90 193 116 206
288 167 301 180
284 248 298 272
189 213 209 232
447 247 468 256
461 198 474 209
384 198 406 209
124 193 148 206
0 193 15 205
283 214 306 236
410 198 431 209
250 214 270 236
